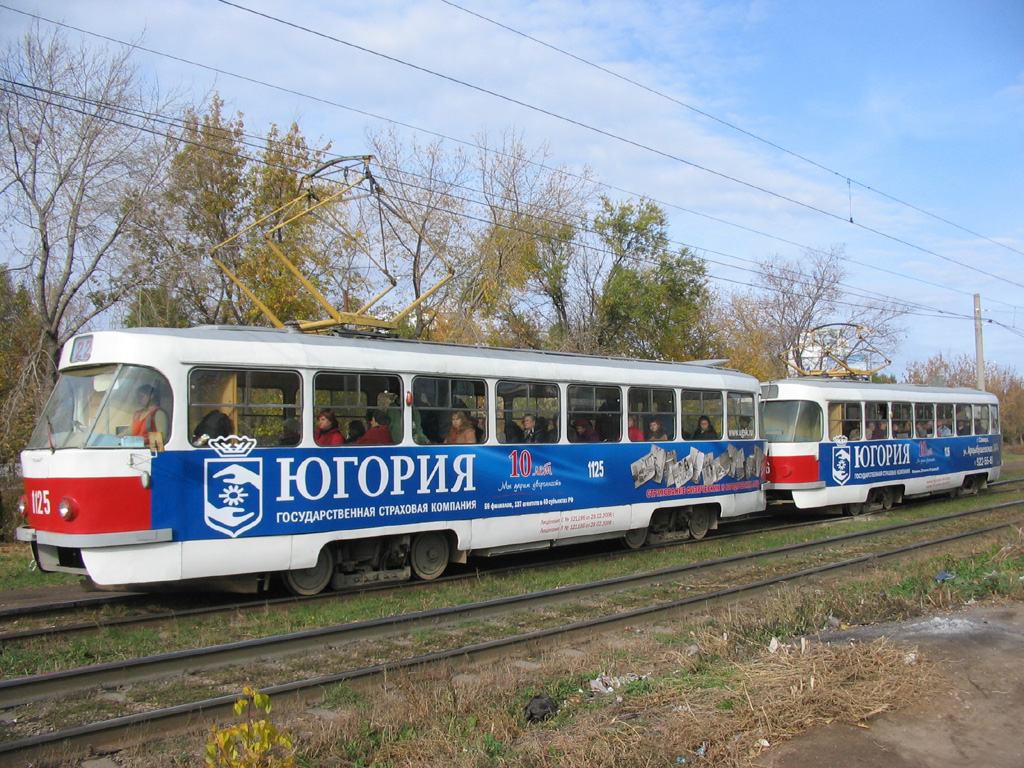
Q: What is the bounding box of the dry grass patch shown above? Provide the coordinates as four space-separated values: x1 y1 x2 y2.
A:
262 611 937 768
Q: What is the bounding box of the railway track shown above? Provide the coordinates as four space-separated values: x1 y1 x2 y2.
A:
3 478 1022 643
1 495 1022 765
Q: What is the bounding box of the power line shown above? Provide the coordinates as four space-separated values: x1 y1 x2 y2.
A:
2 61 1016 340
3 4 1022 338
4 2 1020 315
210 0 1024 292
437 0 1024 262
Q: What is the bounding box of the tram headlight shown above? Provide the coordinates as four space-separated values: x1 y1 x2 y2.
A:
58 496 78 522
17 495 28 519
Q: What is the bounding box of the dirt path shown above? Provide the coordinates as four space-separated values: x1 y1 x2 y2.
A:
758 601 1024 768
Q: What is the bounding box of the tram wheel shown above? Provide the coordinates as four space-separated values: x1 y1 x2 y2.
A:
687 507 711 540
283 546 335 596
843 503 866 516
622 527 648 550
411 531 450 580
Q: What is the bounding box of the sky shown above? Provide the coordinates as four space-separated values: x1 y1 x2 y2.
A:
2 0 1022 377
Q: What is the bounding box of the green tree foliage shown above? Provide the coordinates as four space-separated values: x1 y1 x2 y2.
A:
903 352 1024 444
593 197 714 360
0 270 40 464
131 96 332 327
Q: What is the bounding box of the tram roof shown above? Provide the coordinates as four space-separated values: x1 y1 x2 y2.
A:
762 377 998 403
63 326 757 388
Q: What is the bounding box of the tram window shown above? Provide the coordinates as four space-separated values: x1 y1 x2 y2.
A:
914 403 934 438
681 390 722 440
955 404 973 435
315 373 403 445
413 376 487 445
935 404 954 436
974 404 990 435
567 385 620 443
189 369 300 447
991 405 1000 435
29 365 173 450
628 387 674 442
495 381 559 444
828 402 862 440
892 402 913 438
726 392 755 439
760 400 822 443
864 402 889 440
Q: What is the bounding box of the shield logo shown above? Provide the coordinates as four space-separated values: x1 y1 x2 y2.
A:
202 436 262 538
831 436 851 486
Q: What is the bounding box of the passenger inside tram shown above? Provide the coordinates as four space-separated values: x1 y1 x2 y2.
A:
691 415 718 440
355 410 394 444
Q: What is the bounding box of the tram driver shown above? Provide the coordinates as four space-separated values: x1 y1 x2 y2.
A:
131 384 169 439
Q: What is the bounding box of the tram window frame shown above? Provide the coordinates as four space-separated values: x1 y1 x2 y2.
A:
956 404 973 435
412 376 487 445
568 384 621 443
864 402 889 440
314 372 403 445
973 404 990 435
628 387 675 442
726 391 756 439
495 380 559 444
892 402 913 438
681 390 723 440
189 368 301 447
914 403 935 438
827 401 862 441
935 403 954 437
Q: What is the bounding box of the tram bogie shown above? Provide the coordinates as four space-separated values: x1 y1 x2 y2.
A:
17 327 767 594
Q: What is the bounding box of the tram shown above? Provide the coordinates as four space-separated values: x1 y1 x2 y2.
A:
761 378 1001 514
16 326 766 594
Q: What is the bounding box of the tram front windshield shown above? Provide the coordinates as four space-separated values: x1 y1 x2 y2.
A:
760 400 823 443
27 365 172 450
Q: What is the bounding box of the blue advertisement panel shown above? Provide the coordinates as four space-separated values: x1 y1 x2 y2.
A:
150 435 765 542
819 434 1001 487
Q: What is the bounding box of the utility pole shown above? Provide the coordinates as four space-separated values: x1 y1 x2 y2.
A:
974 294 986 391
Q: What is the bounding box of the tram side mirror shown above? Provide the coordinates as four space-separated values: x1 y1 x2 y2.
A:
147 432 165 454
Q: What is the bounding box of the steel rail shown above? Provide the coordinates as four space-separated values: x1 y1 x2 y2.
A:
2 512 1020 767
3 498 1022 709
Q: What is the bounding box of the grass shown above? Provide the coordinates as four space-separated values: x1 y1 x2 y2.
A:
0 542 80 589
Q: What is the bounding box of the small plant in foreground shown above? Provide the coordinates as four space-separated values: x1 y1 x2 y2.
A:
206 687 295 768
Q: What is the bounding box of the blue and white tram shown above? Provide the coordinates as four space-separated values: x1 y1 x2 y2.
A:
17 326 766 594
761 378 1001 514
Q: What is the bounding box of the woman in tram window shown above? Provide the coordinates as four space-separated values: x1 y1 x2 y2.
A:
314 409 344 446
691 415 718 440
445 410 477 444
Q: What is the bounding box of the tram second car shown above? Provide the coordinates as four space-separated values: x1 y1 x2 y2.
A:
761 378 1001 514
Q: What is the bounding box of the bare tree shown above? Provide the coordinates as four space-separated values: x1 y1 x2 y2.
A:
0 24 177 378
365 126 471 338
716 247 905 378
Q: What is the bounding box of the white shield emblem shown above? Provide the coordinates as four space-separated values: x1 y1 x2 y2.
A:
203 436 262 538
831 435 851 486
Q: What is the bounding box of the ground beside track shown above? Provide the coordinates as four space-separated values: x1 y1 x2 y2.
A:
759 600 1024 768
